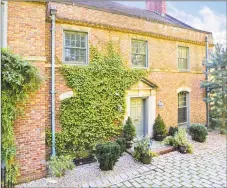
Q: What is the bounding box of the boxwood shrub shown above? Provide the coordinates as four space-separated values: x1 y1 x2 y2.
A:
116 137 126 155
95 142 120 170
168 126 178 136
189 124 208 142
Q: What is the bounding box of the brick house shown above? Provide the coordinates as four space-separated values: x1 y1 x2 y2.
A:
1 0 213 182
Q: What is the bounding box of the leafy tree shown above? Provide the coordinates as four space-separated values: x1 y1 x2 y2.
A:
201 44 227 133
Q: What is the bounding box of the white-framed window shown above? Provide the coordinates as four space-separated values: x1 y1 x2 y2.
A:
178 46 189 71
131 39 147 68
64 31 88 65
178 91 188 124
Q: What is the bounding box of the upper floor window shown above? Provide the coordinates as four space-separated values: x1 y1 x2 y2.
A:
64 31 88 65
131 39 147 68
178 91 188 124
178 46 189 71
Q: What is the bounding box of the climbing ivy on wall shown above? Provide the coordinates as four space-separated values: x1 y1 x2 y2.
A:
48 43 147 157
1 49 42 183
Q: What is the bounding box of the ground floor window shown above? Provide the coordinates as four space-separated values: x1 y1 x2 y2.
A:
178 91 188 124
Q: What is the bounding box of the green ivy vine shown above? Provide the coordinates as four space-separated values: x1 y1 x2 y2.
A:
1 49 42 183
47 43 147 157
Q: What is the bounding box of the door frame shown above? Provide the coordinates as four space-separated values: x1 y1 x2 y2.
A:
126 94 156 138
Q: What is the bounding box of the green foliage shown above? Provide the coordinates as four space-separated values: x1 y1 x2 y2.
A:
189 124 208 142
133 137 158 161
115 137 126 155
47 43 146 157
1 49 42 183
123 117 136 141
47 155 75 177
153 114 167 137
95 141 121 170
201 45 227 132
168 126 178 136
163 128 193 154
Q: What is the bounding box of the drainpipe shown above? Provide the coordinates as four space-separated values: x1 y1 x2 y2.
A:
205 36 209 127
50 7 57 157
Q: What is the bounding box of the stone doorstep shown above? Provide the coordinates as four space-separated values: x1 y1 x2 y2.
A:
152 146 175 155
126 146 175 156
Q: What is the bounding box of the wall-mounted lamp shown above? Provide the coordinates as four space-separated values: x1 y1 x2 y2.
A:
157 101 164 108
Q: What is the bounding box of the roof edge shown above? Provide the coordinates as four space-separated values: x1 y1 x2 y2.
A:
49 0 212 35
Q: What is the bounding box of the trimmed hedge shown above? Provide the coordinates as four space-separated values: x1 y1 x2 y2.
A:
123 117 136 141
153 114 167 137
168 126 178 136
116 137 126 155
95 142 120 170
189 124 208 142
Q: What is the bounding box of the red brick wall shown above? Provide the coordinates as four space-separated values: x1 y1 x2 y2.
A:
7 2 47 183
7 1 210 183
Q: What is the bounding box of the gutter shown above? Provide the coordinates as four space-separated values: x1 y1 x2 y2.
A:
205 36 209 127
50 6 57 157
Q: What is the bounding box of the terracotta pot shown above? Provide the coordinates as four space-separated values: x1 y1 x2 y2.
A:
141 154 152 164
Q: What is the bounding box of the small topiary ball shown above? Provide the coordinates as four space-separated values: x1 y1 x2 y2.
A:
189 124 208 142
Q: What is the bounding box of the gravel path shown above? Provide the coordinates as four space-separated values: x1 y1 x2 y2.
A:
17 131 227 187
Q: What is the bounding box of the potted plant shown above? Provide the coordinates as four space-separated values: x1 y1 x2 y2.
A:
123 117 136 148
133 137 158 164
153 114 167 141
163 128 193 154
178 145 188 153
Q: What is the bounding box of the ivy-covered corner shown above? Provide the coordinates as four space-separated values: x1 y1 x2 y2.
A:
47 43 148 158
1 49 42 183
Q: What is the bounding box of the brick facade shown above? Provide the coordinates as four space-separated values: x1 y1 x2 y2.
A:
6 1 212 182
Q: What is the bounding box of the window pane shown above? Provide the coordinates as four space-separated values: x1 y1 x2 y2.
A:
65 33 70 47
178 92 186 107
64 32 87 64
132 54 146 67
178 47 189 70
131 40 147 67
65 48 70 61
178 107 187 123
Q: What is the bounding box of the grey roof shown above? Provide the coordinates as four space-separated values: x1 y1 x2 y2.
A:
60 0 211 34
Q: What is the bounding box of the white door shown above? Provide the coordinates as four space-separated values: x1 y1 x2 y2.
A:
130 98 144 137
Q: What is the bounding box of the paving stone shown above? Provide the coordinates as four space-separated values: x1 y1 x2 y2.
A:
134 178 143 184
152 179 162 186
132 182 142 188
181 182 193 187
81 183 89 188
162 180 173 186
143 178 152 185
114 175 123 182
119 173 128 180
123 181 132 188
115 183 124 187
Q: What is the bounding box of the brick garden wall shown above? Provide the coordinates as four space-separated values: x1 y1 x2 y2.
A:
7 2 47 183
7 1 210 182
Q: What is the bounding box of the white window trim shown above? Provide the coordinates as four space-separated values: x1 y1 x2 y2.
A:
1 1 8 48
178 91 190 126
63 30 89 65
177 46 190 72
131 39 148 68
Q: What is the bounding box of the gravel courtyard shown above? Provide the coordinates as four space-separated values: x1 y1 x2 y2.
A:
18 131 227 188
